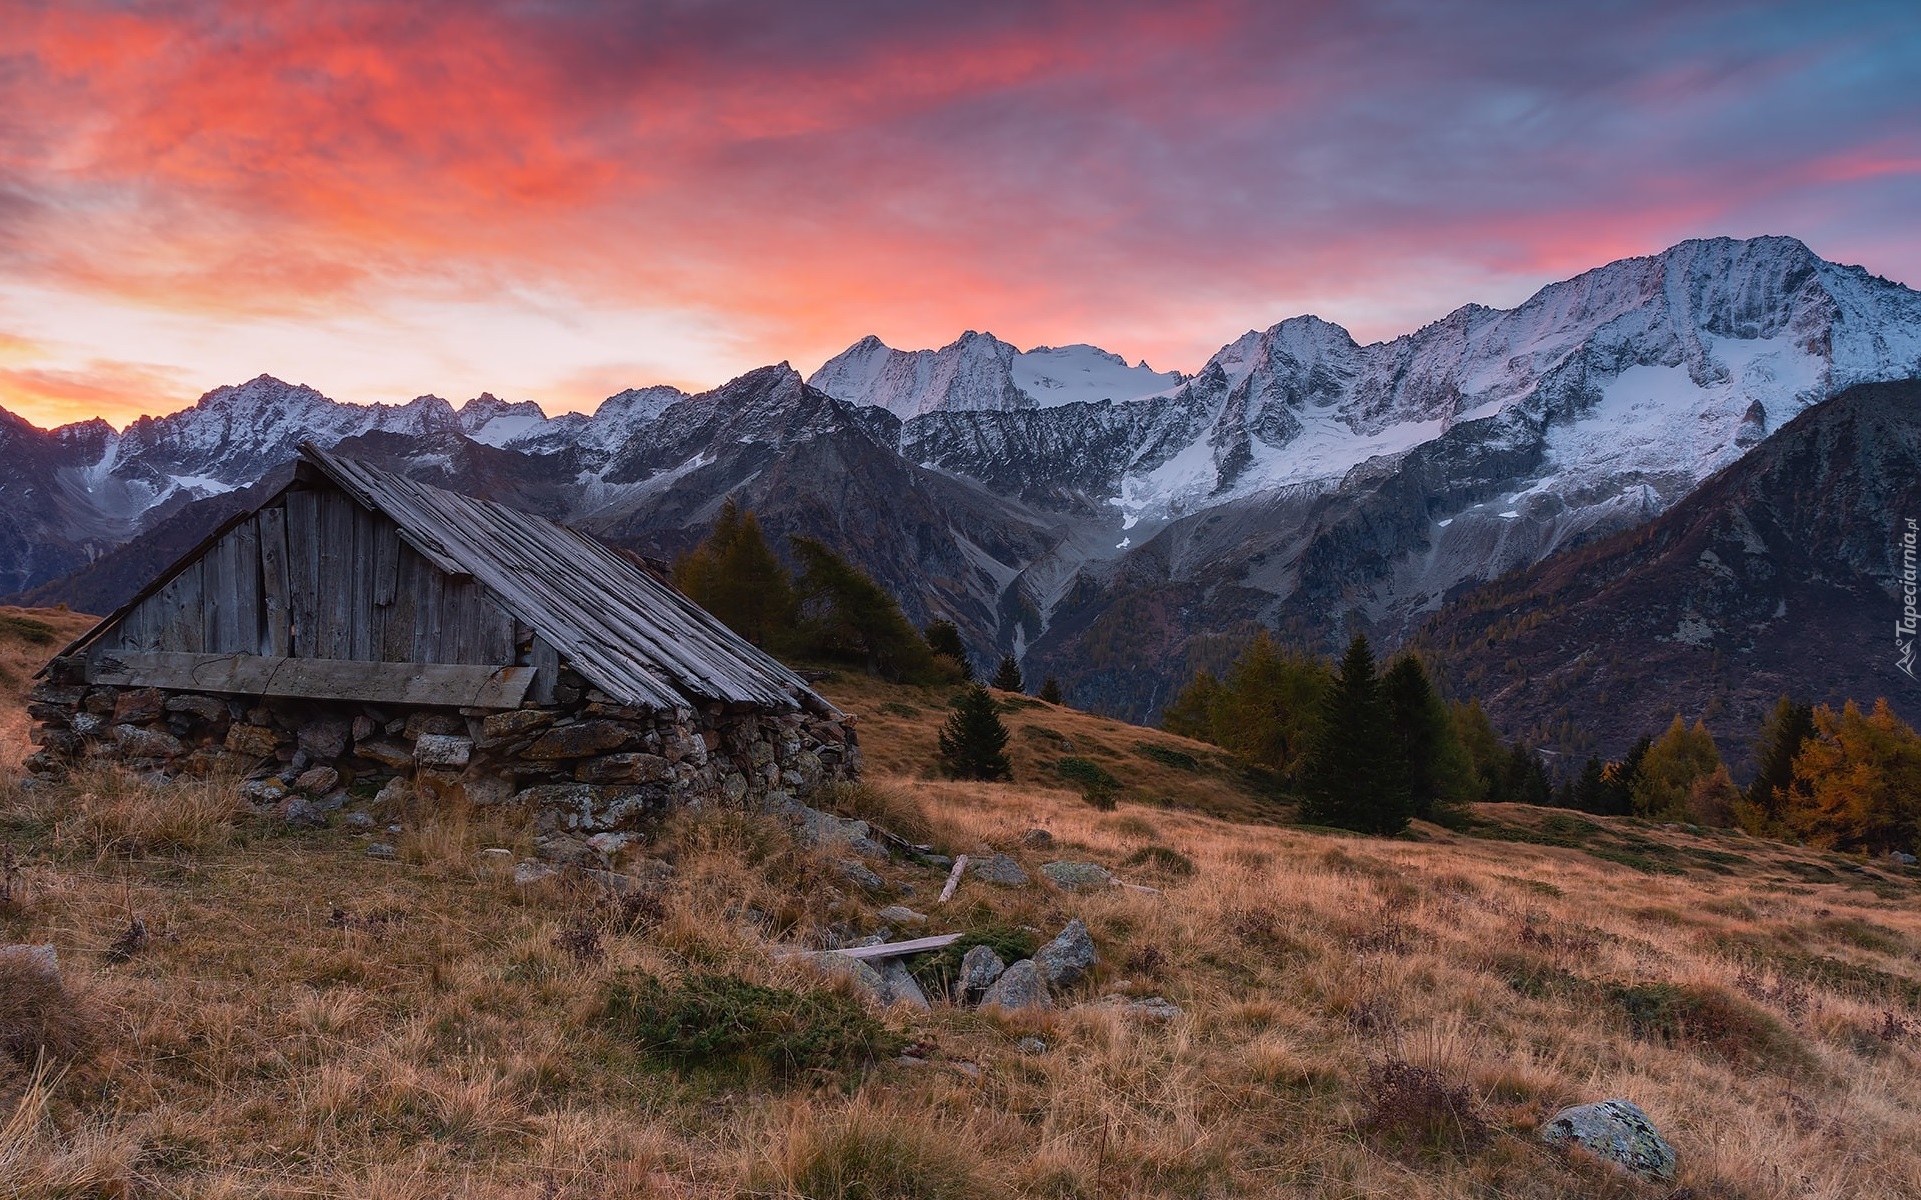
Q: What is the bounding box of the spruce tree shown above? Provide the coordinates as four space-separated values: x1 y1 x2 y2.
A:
1298 634 1412 834
991 655 1024 692
1598 735 1651 816
938 683 1012 781
923 619 972 679
1037 676 1063 705
1381 654 1472 820
1744 696 1815 828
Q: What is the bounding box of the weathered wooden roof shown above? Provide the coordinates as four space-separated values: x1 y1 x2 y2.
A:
300 445 827 713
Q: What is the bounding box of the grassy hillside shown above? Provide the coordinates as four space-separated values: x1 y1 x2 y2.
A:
2 617 1919 1197
0 606 96 767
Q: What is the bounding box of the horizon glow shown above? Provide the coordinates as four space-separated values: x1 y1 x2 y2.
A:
1 0 1917 430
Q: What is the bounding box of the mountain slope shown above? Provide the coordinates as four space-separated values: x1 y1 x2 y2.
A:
1419 378 1921 764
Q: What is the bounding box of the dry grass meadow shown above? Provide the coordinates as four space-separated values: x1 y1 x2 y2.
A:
4 615 1921 1198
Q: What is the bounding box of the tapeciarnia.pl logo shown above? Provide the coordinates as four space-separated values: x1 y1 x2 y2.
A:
1900 517 1918 680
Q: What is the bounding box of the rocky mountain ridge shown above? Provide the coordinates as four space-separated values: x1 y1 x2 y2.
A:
3 235 1918 740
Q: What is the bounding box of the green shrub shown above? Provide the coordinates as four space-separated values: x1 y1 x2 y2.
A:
1136 742 1199 771
603 971 900 1080
1605 980 1809 1070
0 615 56 645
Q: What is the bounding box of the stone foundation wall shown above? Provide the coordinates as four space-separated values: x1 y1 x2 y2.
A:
24 655 859 838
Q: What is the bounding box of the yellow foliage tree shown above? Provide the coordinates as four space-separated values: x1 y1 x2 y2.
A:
1786 699 1921 854
1630 715 1724 820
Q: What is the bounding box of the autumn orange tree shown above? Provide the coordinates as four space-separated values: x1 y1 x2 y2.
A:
1785 699 1921 855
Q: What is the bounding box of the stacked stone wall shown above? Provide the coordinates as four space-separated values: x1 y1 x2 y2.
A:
24 654 858 842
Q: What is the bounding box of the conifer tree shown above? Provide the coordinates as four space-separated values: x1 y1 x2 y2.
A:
938 683 1013 781
1450 698 1505 802
1570 755 1611 813
923 620 972 679
1742 696 1815 832
1037 676 1063 705
1381 654 1473 819
1298 634 1412 834
1598 735 1650 816
789 536 943 682
991 655 1024 692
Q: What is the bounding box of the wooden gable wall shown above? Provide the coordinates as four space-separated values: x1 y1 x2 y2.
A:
97 483 520 667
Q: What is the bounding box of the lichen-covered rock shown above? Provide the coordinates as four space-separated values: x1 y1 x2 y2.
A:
968 853 1030 887
114 724 184 759
1040 861 1112 891
525 720 636 760
877 905 926 929
413 734 473 768
959 944 1006 999
1034 918 1097 987
878 958 930 1010
795 807 887 858
355 739 414 769
0 943 59 978
835 858 886 891
1539 1099 1677 1182
293 766 340 795
297 717 352 759
225 723 280 758
980 959 1050 1011
112 688 165 724
575 752 673 784
479 708 556 744
404 712 465 739
1019 828 1054 849
164 694 229 722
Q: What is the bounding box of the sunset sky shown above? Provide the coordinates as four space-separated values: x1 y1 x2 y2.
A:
2 0 1917 429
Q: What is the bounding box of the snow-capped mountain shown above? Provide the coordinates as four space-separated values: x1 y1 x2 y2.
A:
4 235 1918 731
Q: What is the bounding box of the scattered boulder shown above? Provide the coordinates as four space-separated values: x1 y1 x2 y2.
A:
513 861 560 886
1017 1036 1048 1054
279 797 328 829
366 843 397 860
1122 996 1182 1021
0 943 59 977
586 832 636 860
344 812 376 829
878 958 930 1010
959 945 1006 999
1893 850 1918 866
1019 828 1054 849
1539 1099 1677 1182
1040 861 1112 891
980 959 1050 1011
877 905 927 929
835 858 886 891
968 853 1030 887
1034 918 1097 987
796 806 887 859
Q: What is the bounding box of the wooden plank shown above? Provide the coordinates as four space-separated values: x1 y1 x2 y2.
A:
797 934 966 963
937 855 968 904
162 561 205 653
318 490 354 659
349 503 378 660
383 543 420 661
258 506 291 657
528 636 559 705
200 527 230 652
369 520 399 658
284 490 320 657
230 518 261 655
414 561 446 663
86 651 536 709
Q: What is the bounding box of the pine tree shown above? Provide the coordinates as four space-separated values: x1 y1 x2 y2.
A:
938 683 1012 781
789 536 943 682
1298 634 1412 834
923 619 972 680
1380 654 1473 820
991 655 1024 692
1038 676 1063 705
1570 755 1611 812
1742 696 1815 832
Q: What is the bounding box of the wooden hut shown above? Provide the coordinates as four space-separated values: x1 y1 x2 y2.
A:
26 445 857 839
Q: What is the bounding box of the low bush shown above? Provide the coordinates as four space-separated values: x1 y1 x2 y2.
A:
1135 742 1199 771
1359 1058 1487 1157
1605 980 1810 1071
603 971 899 1081
753 1101 1000 1200
908 925 1039 999
1121 845 1196 878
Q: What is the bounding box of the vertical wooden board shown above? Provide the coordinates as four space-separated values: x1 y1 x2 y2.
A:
318 491 354 659
529 635 559 705
413 559 445 663
478 594 515 665
284 490 320 657
383 544 420 661
205 529 241 652
349 504 378 659
258 505 291 657
163 560 205 653
369 521 399 658
230 517 262 656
